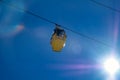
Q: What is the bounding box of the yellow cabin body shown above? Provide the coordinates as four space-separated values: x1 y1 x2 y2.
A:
51 33 66 52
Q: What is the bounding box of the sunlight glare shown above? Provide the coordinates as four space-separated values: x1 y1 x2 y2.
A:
103 56 120 76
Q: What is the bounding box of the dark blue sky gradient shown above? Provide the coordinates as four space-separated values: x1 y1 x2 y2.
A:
0 0 120 80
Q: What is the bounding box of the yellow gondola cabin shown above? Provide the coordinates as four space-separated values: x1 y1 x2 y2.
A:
50 25 67 52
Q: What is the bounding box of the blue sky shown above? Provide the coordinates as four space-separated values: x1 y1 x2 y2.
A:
0 0 120 80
